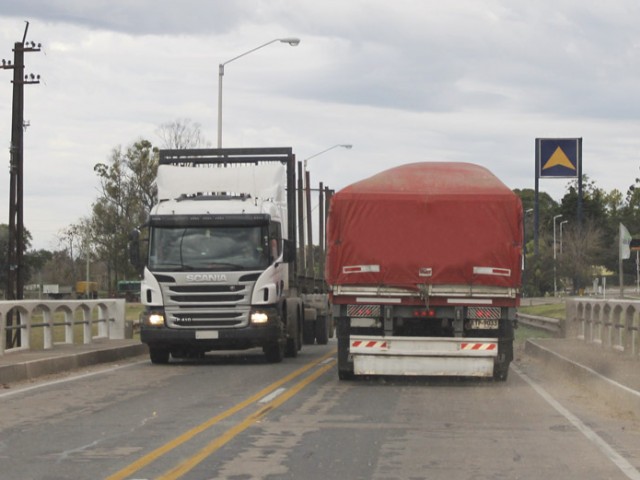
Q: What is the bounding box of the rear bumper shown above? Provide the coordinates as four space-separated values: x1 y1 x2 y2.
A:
349 335 500 377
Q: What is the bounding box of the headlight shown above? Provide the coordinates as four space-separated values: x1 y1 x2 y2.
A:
250 311 270 324
146 312 165 326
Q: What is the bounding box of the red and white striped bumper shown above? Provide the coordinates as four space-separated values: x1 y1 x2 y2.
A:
349 335 498 377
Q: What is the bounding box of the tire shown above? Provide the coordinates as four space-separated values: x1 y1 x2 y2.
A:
264 342 284 363
285 317 300 358
493 363 509 381
149 347 170 364
302 307 317 345
315 315 329 345
338 369 354 381
285 301 301 358
302 324 316 345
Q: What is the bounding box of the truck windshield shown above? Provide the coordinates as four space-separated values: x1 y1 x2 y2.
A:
148 226 269 271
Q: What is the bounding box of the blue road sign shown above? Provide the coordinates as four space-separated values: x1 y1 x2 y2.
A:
536 138 580 178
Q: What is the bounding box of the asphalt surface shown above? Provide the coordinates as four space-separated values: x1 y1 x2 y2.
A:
1 336 639 411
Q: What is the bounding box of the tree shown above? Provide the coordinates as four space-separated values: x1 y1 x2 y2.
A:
156 118 209 149
124 139 158 214
92 140 157 291
523 231 555 297
557 221 605 294
79 119 207 294
514 189 559 296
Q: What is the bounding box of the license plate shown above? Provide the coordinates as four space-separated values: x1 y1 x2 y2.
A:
196 330 219 339
470 319 499 329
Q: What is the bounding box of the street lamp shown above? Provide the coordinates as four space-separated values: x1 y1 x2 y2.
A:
301 143 352 242
560 220 568 255
300 144 352 276
553 214 563 297
303 144 353 171
217 37 300 148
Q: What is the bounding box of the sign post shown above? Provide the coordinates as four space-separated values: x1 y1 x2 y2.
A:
534 138 582 256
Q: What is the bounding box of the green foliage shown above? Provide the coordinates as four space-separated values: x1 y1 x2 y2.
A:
91 139 159 290
518 302 566 320
516 175 635 296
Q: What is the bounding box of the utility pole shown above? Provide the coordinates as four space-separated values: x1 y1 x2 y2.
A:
1 22 41 347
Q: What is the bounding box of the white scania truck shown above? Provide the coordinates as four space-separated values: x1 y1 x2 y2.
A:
129 147 330 364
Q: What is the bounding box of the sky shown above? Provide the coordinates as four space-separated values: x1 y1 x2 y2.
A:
1 0 640 250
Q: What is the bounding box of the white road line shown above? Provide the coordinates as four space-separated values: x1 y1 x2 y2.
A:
258 387 286 404
513 364 640 480
0 360 147 399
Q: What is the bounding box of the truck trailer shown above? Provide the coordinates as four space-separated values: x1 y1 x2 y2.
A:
129 147 330 364
325 162 523 380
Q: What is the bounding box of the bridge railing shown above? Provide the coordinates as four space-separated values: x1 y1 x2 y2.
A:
566 298 640 357
0 299 126 356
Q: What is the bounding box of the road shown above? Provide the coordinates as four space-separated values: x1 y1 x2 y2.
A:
1 341 639 480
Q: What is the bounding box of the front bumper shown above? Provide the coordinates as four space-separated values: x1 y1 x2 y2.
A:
140 323 282 351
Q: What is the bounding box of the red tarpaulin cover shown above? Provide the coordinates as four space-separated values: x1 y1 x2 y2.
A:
325 162 523 291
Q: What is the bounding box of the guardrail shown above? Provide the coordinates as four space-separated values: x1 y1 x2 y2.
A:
0 299 126 356
566 298 640 357
516 312 563 336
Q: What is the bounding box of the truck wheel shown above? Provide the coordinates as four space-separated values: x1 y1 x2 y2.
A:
264 342 284 363
302 307 317 345
493 364 509 381
149 348 170 364
315 315 329 345
338 369 354 381
285 316 300 358
302 324 315 345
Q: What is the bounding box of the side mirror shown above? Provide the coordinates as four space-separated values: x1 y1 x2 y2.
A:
282 239 295 263
128 229 141 269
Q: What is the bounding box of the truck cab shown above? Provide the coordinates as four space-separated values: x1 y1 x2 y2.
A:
131 148 303 364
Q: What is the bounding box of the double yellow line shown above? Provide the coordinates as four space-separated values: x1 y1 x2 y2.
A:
106 349 336 480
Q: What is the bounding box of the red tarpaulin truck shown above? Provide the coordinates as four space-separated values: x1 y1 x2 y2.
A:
326 162 523 381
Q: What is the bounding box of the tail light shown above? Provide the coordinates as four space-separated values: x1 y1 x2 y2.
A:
412 309 436 318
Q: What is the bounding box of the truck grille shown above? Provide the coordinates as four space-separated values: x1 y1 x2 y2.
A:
156 273 255 329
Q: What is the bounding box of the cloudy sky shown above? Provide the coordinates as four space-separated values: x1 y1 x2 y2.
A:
1 1 640 250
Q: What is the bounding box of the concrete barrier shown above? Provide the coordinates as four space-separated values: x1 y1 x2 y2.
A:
0 299 126 355
566 298 640 357
516 312 563 336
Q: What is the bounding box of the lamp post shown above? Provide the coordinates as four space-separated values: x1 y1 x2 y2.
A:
300 144 352 276
217 37 300 148
553 214 563 296
560 220 568 255
301 144 353 235
303 144 353 171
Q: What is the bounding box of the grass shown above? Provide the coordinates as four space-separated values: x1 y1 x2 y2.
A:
518 303 566 320
514 323 555 345
515 302 566 345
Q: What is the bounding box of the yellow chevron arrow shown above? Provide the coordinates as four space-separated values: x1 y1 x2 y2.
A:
542 146 576 171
